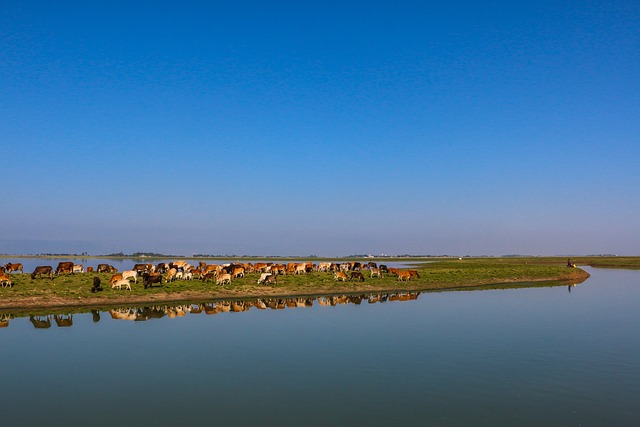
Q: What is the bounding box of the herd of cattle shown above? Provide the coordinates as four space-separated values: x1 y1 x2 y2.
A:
1 260 421 290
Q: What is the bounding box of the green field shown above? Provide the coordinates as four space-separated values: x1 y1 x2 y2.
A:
0 256 597 311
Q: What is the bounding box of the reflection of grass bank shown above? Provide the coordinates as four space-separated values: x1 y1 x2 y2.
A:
0 257 591 311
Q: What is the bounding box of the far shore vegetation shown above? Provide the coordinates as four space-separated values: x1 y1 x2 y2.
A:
0 256 611 313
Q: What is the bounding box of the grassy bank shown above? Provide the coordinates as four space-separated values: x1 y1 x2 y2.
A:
0 257 591 311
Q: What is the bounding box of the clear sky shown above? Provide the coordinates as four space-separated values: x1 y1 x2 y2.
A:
1 0 639 256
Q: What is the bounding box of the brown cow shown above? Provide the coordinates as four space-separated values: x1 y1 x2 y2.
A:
350 272 365 282
97 264 117 273
397 271 411 281
55 261 74 275
31 265 53 279
263 274 278 286
334 271 347 282
3 263 23 273
0 272 12 287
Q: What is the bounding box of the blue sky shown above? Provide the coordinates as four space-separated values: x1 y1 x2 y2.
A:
1 0 639 256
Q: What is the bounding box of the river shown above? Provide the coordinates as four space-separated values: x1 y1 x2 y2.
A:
1 266 638 425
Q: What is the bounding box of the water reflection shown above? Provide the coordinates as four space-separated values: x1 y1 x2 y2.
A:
6 292 420 328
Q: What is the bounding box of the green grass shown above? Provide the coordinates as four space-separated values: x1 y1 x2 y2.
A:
0 257 595 312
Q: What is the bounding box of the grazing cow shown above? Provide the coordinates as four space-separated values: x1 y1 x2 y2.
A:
387 267 400 277
231 267 245 279
108 273 123 286
258 273 271 284
317 262 331 272
111 278 132 290
86 266 94 273
334 271 347 282
155 263 168 273
31 265 53 279
397 271 411 281
254 262 269 272
142 272 163 289
216 273 231 285
169 261 188 271
262 274 278 286
121 270 138 283
91 277 103 293
350 271 365 282
72 264 84 273
408 270 420 279
370 267 382 278
379 264 388 273
133 263 152 274
295 264 306 275
3 263 23 273
0 272 12 287
165 268 178 282
201 272 216 283
55 261 74 275
97 264 117 273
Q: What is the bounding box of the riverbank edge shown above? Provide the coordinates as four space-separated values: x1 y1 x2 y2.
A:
0 268 590 314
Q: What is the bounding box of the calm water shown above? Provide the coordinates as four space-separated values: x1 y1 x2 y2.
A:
1 267 638 426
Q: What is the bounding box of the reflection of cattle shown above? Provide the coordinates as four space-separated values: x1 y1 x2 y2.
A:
91 276 103 293
109 308 138 320
0 314 10 328
30 315 52 329
136 306 167 321
0 272 13 287
55 262 74 275
350 272 365 282
54 314 73 327
3 263 23 273
142 273 163 289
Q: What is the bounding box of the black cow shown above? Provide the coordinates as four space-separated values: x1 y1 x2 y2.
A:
91 276 103 293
